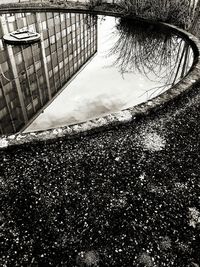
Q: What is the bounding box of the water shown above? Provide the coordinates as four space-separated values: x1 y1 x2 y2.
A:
0 11 194 135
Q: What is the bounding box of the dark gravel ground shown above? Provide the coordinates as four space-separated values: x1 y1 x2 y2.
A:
1 83 200 267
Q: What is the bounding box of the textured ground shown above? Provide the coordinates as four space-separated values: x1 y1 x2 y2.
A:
1 82 200 266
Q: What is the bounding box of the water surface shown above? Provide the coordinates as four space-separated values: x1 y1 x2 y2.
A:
0 11 194 135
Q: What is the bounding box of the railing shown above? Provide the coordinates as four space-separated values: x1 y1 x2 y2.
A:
0 0 120 3
0 0 199 20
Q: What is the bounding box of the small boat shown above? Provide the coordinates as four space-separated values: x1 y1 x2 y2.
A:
3 28 40 45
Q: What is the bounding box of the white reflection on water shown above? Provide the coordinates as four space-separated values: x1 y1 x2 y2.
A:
25 16 192 132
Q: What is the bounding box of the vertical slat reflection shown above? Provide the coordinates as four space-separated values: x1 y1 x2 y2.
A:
45 12 56 95
0 76 16 133
0 15 28 124
53 12 62 90
35 12 52 101
65 12 72 79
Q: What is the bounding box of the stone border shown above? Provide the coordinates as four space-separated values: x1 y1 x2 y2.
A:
1 3 200 149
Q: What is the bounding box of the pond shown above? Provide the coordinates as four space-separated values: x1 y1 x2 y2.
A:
0 11 194 135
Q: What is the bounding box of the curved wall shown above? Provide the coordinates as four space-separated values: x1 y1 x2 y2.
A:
0 3 200 149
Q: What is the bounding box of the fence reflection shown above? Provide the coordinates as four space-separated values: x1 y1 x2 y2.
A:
0 12 97 135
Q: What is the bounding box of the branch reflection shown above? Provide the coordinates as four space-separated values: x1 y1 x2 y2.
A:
108 18 193 97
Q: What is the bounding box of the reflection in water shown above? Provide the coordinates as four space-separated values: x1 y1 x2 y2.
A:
108 18 193 95
0 12 194 135
25 16 193 133
0 12 97 135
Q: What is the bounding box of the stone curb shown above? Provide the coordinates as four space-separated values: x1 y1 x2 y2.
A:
0 3 200 149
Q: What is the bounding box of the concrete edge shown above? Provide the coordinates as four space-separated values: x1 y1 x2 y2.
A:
0 3 200 149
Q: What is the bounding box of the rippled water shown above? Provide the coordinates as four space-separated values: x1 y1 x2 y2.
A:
0 11 194 135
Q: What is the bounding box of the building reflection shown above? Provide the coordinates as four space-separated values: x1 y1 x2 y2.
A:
0 12 97 135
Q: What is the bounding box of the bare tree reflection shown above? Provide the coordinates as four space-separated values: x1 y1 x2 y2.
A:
108 18 193 97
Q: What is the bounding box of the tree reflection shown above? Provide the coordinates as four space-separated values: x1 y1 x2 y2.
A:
108 18 193 97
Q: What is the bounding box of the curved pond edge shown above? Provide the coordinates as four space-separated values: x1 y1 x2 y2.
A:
1 3 200 149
